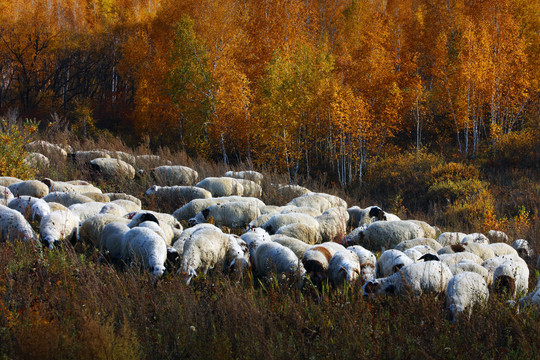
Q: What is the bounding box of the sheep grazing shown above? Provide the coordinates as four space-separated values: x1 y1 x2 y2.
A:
348 206 385 228
196 177 244 197
39 210 80 249
488 242 518 257
448 261 491 285
240 227 271 262
272 235 312 259
436 232 467 247
253 241 305 281
104 193 142 208
99 222 131 260
406 220 438 239
79 214 129 247
180 227 233 283
482 255 529 298
394 238 443 253
354 220 424 251
172 224 222 258
123 227 168 277
275 184 312 200
24 152 50 168
8 196 51 224
41 178 102 194
127 211 181 246
461 233 490 245
190 201 261 228
0 177 22 187
328 250 362 287
376 249 415 278
232 178 262 198
225 170 264 185
287 193 333 214
315 207 349 243
99 202 128 217
261 213 320 235
145 185 211 209
363 261 453 297
446 272 489 322
511 239 534 260
0 205 37 243
486 230 510 244
150 165 199 186
347 245 376 281
25 140 68 161
43 192 94 207
438 251 484 267
8 180 49 198
68 202 109 223
70 150 111 163
173 196 265 222
275 222 322 245
90 157 136 180
301 242 346 285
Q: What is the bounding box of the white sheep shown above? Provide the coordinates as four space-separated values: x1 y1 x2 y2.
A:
301 242 346 285
111 199 141 213
67 202 108 223
328 250 361 287
315 207 349 243
150 165 199 186
0 186 14 206
0 177 22 187
39 210 80 249
355 220 424 251
225 170 264 185
363 261 453 297
403 248 424 262
448 261 491 285
446 272 489 322
8 180 49 198
347 245 377 281
145 185 211 208
517 278 540 310
259 205 283 215
348 206 385 228
275 184 312 199
79 214 129 246
405 220 437 239
196 177 244 197
394 238 443 253
511 239 534 260
461 233 490 245
8 196 51 224
231 178 262 198
173 196 265 222
249 213 275 228
488 242 518 257
25 140 67 161
107 150 136 166
123 227 168 276
189 201 261 228
225 234 250 273
180 226 231 282
261 213 320 235
99 221 131 259
253 241 305 280
42 192 94 207
462 242 496 261
41 178 102 194
48 202 68 212
280 205 322 217
486 230 510 244
287 193 332 214
70 150 111 163
24 152 50 168
240 227 271 263
482 255 529 296
438 252 484 267
99 202 129 217
272 234 312 259
376 249 415 278
0 205 37 243
275 222 322 245
436 232 467 247
90 157 136 180
136 154 172 168
126 211 180 246
172 224 221 258
104 193 142 208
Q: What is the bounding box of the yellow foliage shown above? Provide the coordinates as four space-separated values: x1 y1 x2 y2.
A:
0 120 38 179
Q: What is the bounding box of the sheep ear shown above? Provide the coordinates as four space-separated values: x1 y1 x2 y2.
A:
384 285 396 294
392 264 404 273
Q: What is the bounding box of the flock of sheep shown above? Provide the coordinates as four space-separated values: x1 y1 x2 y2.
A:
1 140 539 322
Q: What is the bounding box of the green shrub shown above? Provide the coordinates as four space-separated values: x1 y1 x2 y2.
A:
0 119 38 179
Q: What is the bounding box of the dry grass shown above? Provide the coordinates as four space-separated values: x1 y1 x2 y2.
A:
0 128 538 359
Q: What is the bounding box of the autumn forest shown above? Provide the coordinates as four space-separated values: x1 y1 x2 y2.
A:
0 0 538 185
